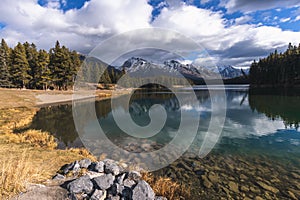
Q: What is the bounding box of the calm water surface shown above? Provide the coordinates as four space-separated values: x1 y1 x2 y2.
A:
31 85 300 198
32 85 300 159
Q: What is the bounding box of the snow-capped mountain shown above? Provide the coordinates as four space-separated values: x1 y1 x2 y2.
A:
120 57 248 80
163 60 215 79
121 57 216 80
217 65 249 79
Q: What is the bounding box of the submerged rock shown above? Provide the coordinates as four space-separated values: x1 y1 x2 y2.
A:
256 181 279 193
201 175 213 189
228 181 239 193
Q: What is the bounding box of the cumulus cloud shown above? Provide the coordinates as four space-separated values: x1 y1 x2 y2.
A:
0 0 152 53
152 4 300 66
152 5 226 50
220 0 300 13
0 0 300 67
234 15 252 25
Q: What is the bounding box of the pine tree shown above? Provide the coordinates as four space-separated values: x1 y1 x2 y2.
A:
24 42 39 88
10 42 31 88
36 49 50 90
60 45 73 90
70 50 81 84
0 39 12 87
49 41 67 90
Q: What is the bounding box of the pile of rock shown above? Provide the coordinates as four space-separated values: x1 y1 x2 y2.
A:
53 159 167 200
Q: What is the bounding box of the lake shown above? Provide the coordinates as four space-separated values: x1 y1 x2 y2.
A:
31 85 300 199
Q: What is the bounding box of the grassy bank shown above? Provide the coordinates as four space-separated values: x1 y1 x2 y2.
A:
0 106 96 199
0 88 104 198
0 88 188 200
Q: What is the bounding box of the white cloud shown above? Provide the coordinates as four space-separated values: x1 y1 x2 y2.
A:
152 5 226 50
220 0 300 13
152 4 300 66
293 16 300 22
0 0 152 52
280 17 291 23
235 15 252 25
46 0 61 9
0 0 300 67
200 0 211 4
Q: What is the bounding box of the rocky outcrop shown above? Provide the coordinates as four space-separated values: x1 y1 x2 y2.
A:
52 159 166 200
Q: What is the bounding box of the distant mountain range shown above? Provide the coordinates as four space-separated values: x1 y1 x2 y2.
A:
120 57 249 80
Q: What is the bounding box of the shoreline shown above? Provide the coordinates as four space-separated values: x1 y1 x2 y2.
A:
0 88 133 109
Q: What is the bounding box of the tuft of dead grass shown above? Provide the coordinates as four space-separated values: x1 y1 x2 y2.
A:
0 149 34 199
142 172 191 200
67 148 96 161
6 129 57 149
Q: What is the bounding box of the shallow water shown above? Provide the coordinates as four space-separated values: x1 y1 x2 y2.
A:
31 85 300 199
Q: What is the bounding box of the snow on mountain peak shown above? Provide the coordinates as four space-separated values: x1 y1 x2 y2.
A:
120 57 248 79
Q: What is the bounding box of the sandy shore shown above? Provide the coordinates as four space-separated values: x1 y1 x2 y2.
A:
0 88 132 108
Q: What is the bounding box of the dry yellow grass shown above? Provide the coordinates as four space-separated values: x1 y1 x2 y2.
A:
0 89 184 199
0 106 97 199
0 134 98 199
5 129 57 149
0 149 32 198
142 172 191 200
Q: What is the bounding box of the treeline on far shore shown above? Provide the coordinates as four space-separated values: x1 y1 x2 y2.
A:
250 43 300 87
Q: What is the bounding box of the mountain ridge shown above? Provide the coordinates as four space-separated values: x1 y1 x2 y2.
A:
120 57 249 80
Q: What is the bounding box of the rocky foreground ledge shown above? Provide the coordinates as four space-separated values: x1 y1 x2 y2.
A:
15 158 167 200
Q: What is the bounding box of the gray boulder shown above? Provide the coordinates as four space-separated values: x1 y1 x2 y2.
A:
90 189 106 200
121 187 133 199
127 171 141 182
52 173 65 180
132 180 155 200
72 161 81 172
105 161 123 176
79 159 92 169
106 195 120 200
123 179 136 188
68 193 78 200
155 197 168 200
116 173 126 184
60 161 79 175
109 183 121 196
67 175 93 194
93 174 115 190
89 161 105 173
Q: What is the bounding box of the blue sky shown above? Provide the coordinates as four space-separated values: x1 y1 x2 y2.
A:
0 0 300 67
